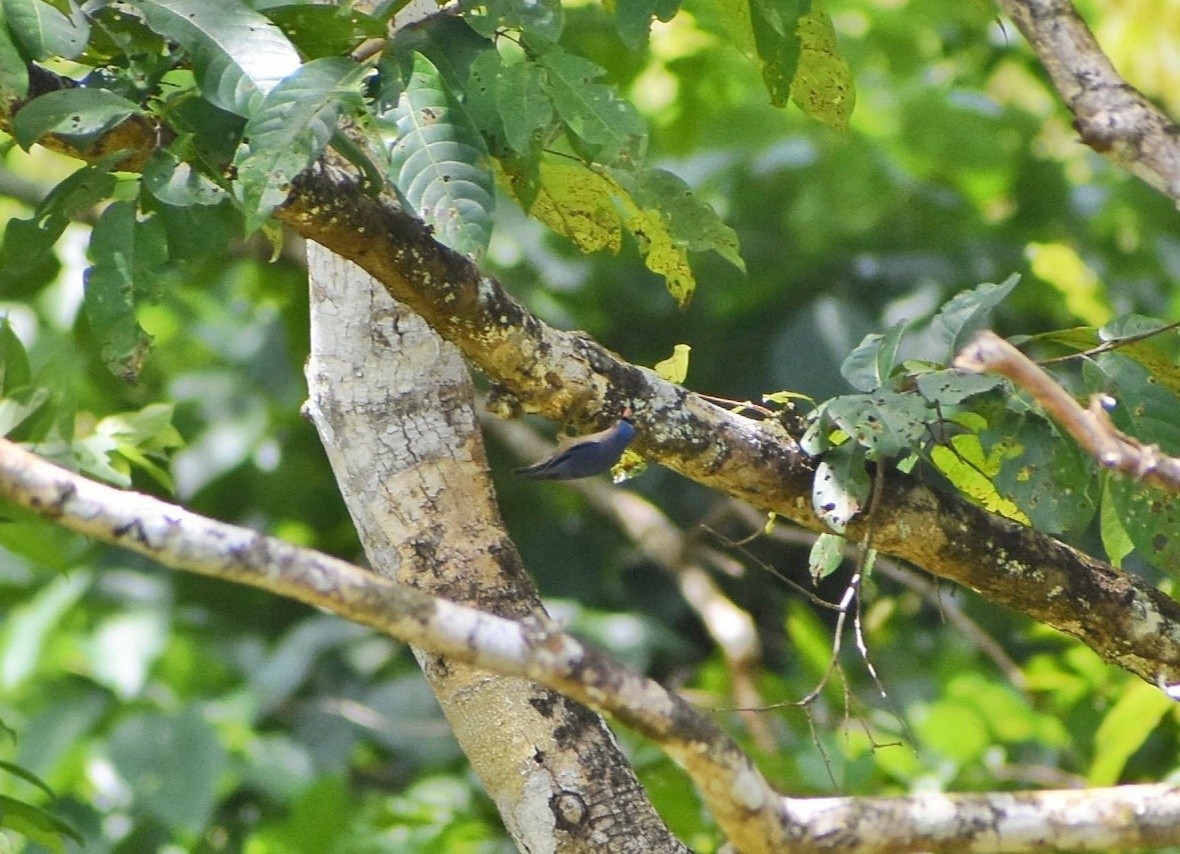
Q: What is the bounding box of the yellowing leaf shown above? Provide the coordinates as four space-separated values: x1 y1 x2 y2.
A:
618 196 695 307
506 160 622 253
654 343 691 383
790 4 855 131
931 435 1029 524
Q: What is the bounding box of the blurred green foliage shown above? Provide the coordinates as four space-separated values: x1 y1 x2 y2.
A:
0 0 1179 850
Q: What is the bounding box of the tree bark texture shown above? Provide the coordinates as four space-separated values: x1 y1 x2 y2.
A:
302 247 688 853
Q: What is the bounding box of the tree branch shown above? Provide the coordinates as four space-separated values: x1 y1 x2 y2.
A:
3 439 1180 852
997 0 1180 204
276 160 1180 688
956 330 1180 493
0 437 787 854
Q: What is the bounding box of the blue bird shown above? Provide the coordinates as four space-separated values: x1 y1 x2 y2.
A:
515 413 636 480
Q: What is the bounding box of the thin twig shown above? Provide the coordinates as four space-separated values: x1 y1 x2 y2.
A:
955 330 1180 493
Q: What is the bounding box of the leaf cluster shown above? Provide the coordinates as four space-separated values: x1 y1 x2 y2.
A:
797 275 1180 576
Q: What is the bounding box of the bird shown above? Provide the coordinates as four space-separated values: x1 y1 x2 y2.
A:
515 412 636 480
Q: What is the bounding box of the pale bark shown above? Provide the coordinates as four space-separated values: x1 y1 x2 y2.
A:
2 437 1178 853
303 249 686 852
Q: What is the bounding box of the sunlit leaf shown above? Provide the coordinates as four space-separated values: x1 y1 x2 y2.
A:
654 343 691 383
1088 679 1172 785
134 0 301 116
790 3 854 129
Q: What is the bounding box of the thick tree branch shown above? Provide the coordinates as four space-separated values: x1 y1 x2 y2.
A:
3 439 1179 853
275 161 1180 688
997 0 1180 204
6 55 1179 688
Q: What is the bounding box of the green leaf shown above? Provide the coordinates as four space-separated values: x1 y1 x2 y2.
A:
0 16 29 98
2 0 88 60
612 166 745 272
393 15 492 95
234 56 370 232
0 387 53 440
537 47 647 165
0 319 31 395
134 0 301 116
988 415 1098 536
10 88 143 149
0 794 82 852
790 3 854 130
84 402 182 490
0 571 89 692
84 201 167 381
811 444 868 532
265 4 386 59
748 0 809 107
1088 352 1180 453
821 391 932 460
108 706 228 833
841 320 907 392
384 53 495 260
497 56 553 155
1099 477 1135 567
1103 477 1180 573
808 531 845 581
914 370 1002 405
930 274 1020 358
0 759 55 798
142 149 229 206
463 47 505 154
477 0 562 43
613 0 663 48
1088 679 1172 785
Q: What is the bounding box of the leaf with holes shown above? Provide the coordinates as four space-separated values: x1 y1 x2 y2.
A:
134 0 301 116
790 3 854 130
537 46 646 165
84 201 167 381
234 57 370 233
385 54 495 260
821 391 932 460
11 88 142 149
812 444 869 533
